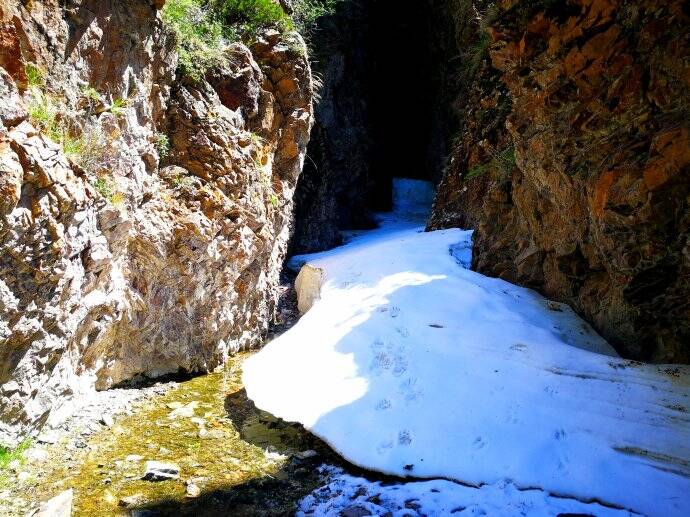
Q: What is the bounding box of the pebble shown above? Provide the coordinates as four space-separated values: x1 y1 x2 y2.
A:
37 431 59 444
185 481 201 498
17 471 31 482
295 450 318 460
101 414 114 427
33 489 73 517
118 493 146 508
142 461 180 481
26 449 49 463
168 401 198 419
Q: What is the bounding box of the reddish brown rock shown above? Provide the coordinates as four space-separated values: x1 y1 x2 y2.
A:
430 0 690 362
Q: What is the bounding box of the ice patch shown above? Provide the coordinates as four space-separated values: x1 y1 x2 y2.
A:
298 465 636 517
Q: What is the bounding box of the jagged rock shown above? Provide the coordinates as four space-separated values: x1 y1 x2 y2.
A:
0 68 26 127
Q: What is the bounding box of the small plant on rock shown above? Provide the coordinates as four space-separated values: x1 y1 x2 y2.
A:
155 132 171 159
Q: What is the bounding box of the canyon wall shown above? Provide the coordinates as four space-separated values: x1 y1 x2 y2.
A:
430 0 690 362
0 0 312 444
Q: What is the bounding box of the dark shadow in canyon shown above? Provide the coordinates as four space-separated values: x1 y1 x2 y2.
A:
290 0 456 254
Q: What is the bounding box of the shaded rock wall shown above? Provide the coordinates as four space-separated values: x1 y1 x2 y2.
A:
290 0 452 254
0 0 312 443
430 0 690 362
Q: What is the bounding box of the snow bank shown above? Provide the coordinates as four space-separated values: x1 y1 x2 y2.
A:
298 465 635 517
244 179 690 516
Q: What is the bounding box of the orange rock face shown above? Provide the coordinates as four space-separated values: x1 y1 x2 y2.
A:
430 0 690 362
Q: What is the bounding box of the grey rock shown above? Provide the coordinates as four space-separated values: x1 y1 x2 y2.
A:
33 489 73 517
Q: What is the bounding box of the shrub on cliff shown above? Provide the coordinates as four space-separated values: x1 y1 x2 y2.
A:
163 0 340 79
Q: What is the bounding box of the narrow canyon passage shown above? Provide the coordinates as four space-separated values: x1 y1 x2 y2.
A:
1 0 689 516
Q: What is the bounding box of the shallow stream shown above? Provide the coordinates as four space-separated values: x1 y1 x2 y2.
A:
15 353 364 516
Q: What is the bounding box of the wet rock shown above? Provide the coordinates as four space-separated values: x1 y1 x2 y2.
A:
142 461 180 481
33 489 73 517
295 450 318 460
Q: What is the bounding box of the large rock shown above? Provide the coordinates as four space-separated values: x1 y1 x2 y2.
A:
0 2 312 444
430 0 690 362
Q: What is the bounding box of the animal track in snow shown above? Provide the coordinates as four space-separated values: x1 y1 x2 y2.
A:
396 326 409 338
473 436 487 450
398 430 412 445
392 354 408 377
376 399 391 411
399 377 423 403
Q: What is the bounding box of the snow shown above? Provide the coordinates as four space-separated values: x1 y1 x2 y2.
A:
298 465 635 517
244 179 690 516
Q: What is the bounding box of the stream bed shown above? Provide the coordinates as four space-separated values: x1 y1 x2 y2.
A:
1 353 371 516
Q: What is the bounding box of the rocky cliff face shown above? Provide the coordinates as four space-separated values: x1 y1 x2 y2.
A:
430 0 690 362
0 0 312 444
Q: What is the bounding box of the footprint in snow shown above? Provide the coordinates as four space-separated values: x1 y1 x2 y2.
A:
376 399 391 411
396 326 409 338
392 354 408 377
376 440 394 454
399 377 423 403
370 351 393 376
398 430 412 445
473 436 487 450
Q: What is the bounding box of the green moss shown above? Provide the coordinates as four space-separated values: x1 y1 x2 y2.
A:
29 353 331 516
155 132 171 159
0 440 32 487
110 98 127 117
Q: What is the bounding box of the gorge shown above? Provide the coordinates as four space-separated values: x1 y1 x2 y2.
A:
0 0 689 515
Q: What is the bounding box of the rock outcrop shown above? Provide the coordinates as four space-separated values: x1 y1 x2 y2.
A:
0 0 312 444
430 0 690 362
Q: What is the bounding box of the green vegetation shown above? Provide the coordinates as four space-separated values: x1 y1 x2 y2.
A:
291 0 340 35
466 146 516 180
162 0 226 80
269 193 279 207
155 132 171 159
110 98 127 117
216 0 291 35
0 440 32 486
93 176 124 204
25 63 45 87
81 85 101 103
162 0 340 79
26 88 60 141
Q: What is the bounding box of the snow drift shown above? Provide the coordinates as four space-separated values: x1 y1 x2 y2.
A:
244 179 690 516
